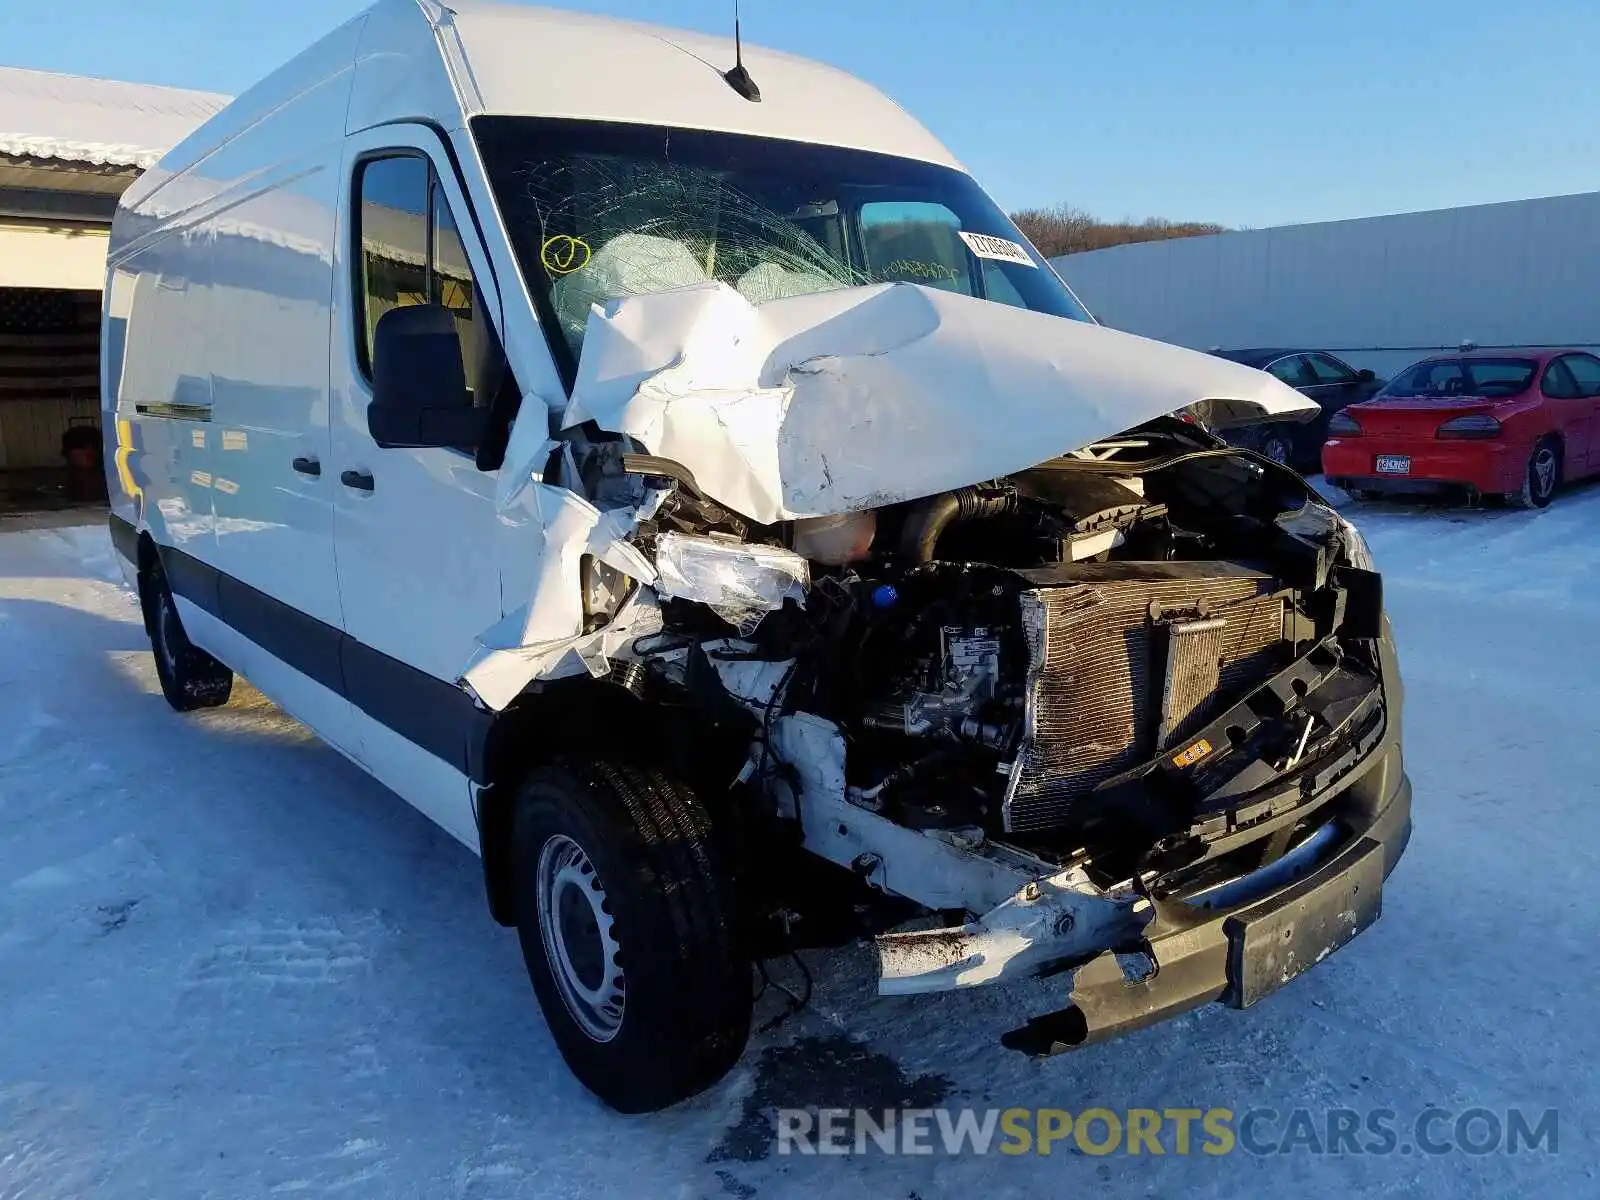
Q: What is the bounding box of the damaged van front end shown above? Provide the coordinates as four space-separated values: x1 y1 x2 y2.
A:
467 273 1411 1058
101 0 1413 1118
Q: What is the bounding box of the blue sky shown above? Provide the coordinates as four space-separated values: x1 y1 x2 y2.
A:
5 0 1598 228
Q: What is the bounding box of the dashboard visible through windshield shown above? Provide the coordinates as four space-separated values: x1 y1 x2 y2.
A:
471 116 1092 382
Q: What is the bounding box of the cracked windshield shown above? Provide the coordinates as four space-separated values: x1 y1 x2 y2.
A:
472 116 1092 373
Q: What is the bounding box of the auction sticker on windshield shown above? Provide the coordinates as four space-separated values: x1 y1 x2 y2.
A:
958 231 1037 267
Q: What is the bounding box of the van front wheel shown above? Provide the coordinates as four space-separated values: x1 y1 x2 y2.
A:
511 762 751 1113
139 558 233 711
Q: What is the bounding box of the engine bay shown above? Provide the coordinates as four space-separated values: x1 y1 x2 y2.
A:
587 417 1385 893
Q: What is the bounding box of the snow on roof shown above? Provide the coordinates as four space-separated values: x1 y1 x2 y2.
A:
0 66 230 170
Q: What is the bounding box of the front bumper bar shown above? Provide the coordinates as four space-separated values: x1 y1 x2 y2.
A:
999 766 1411 1055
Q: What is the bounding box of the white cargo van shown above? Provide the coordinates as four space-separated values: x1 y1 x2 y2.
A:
105 0 1412 1113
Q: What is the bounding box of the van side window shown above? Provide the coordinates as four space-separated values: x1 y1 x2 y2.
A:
356 155 430 376
430 178 481 400
355 155 482 397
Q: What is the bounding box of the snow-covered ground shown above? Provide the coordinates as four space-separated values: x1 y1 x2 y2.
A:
2 487 1596 1199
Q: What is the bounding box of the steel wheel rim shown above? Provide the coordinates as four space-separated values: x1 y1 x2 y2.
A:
1532 448 1557 499
536 833 625 1042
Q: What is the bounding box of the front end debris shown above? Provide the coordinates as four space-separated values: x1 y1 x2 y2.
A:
465 281 1409 1052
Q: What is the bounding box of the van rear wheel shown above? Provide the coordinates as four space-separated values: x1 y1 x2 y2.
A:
139 557 233 711
511 762 751 1113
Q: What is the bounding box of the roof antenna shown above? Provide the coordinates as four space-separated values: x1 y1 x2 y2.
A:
723 0 762 102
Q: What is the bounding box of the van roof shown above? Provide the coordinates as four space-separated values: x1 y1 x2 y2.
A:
141 0 962 194
448 1 958 163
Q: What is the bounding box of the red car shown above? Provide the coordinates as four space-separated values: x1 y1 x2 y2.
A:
1322 349 1600 507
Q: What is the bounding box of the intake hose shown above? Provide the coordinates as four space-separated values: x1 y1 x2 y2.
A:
899 486 1019 563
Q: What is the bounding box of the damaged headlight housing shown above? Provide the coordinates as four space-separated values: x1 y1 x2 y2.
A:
1277 500 1375 571
1335 512 1375 571
654 532 810 634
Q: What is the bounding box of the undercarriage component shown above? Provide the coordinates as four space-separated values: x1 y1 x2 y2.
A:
876 864 1147 994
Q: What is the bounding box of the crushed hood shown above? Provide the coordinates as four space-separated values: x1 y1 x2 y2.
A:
561 281 1318 525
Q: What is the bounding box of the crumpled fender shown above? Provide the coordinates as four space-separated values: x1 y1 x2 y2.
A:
459 422 662 710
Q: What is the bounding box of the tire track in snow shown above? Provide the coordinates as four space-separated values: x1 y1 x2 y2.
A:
266 1135 390 1195
191 914 384 987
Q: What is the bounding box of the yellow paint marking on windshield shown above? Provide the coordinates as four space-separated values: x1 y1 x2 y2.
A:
541 235 592 275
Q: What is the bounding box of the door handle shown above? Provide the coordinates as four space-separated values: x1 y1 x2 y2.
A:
340 468 375 492
292 455 322 477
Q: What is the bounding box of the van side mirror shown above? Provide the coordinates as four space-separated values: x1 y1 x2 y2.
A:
1356 368 1376 383
367 303 488 449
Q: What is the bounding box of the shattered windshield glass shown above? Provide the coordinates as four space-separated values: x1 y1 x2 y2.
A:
472 117 1092 381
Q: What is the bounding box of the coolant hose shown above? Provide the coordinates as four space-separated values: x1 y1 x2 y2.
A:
899 487 1018 562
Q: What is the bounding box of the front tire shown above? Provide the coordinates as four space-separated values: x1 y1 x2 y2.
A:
139 557 232 711
1508 437 1560 509
512 762 751 1113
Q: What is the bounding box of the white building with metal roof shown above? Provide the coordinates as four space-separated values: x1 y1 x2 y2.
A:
1050 191 1600 379
0 66 227 503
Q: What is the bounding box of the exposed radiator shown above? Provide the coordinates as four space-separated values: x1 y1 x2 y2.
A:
1001 562 1288 834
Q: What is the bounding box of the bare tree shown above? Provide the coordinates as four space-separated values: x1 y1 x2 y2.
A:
1010 204 1225 258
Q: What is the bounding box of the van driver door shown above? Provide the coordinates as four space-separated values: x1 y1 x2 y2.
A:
328 124 508 845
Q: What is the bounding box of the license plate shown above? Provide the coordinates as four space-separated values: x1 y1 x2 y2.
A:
1375 455 1410 474
1223 838 1384 1008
